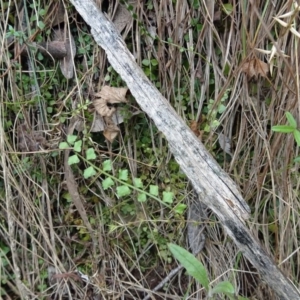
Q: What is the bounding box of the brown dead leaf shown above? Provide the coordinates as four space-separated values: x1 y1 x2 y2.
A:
103 117 120 142
37 40 67 59
241 58 269 80
218 132 232 156
94 98 117 117
213 10 222 22
47 0 65 27
94 86 128 104
103 127 120 142
112 1 137 38
113 3 133 33
52 272 82 282
17 123 47 151
190 120 201 137
90 111 123 132
94 86 128 117
47 266 89 298
90 109 142 132
54 28 76 79
93 86 128 142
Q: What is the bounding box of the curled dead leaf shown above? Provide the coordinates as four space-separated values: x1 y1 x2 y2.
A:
47 0 65 27
54 28 76 79
190 120 201 137
103 127 120 143
93 86 128 142
103 117 120 142
94 98 117 117
94 86 128 117
17 123 47 151
47 266 89 297
90 111 123 132
51 272 82 282
112 3 133 34
218 132 232 156
241 57 269 80
94 86 128 104
89 109 142 133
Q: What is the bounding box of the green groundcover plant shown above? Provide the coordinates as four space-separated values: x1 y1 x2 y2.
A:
168 243 248 300
272 112 300 162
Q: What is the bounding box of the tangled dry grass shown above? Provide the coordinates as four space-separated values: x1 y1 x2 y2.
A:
0 0 300 299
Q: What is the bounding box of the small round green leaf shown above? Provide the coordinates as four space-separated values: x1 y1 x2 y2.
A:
73 140 82 152
39 9 46 16
211 119 220 128
138 193 147 202
86 148 96 160
119 169 128 181
174 203 187 214
83 166 96 179
67 134 77 145
62 192 71 202
68 154 80 165
142 59 150 66
38 21 45 30
223 3 233 15
102 159 112 172
151 59 158 66
102 177 114 190
117 185 131 197
149 185 159 196
133 178 143 188
293 156 300 163
59 142 69 149
218 104 226 114
163 191 174 204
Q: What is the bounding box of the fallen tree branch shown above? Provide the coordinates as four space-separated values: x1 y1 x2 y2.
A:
69 1 300 299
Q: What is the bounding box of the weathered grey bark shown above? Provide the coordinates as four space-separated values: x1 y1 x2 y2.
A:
69 1 300 299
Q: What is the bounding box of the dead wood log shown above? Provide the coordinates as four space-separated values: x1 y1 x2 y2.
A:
69 1 300 299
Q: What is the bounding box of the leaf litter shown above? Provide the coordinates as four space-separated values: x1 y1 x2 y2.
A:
93 86 128 142
241 57 269 80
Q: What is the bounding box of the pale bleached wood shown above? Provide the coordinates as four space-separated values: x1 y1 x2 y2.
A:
69 1 300 299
